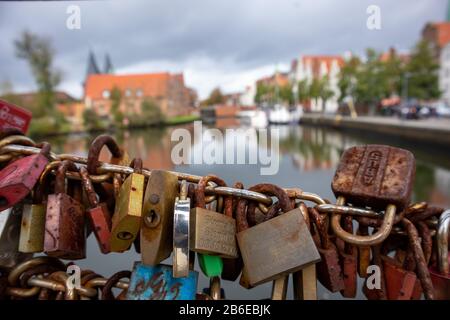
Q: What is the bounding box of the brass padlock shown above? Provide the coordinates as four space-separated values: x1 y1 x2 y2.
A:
190 175 238 259
237 183 320 286
44 160 86 260
141 169 178 266
19 183 46 253
110 158 145 252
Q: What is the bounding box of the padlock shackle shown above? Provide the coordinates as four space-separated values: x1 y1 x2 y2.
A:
331 196 396 246
55 160 78 194
196 175 227 209
308 206 330 249
0 135 35 149
248 183 293 213
79 166 99 208
437 209 450 275
209 276 221 300
130 158 143 174
87 135 124 175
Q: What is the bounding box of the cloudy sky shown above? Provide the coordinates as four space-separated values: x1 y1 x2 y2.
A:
0 0 446 99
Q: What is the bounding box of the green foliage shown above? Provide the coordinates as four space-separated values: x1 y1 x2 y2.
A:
202 87 224 106
165 114 200 125
338 41 440 110
14 31 62 115
128 99 165 127
110 86 124 126
82 108 107 132
255 82 294 105
297 79 310 103
28 115 70 137
406 40 440 100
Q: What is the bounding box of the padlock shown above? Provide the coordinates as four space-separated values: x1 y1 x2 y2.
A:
44 160 86 260
110 158 145 252
0 203 32 268
331 145 415 246
363 244 387 300
308 207 344 292
429 209 449 300
191 175 237 277
402 218 434 300
79 166 112 254
237 183 320 286
356 224 371 277
291 202 317 300
18 183 46 253
271 276 288 300
0 142 50 211
0 99 32 134
221 181 244 281
336 216 357 298
382 253 417 300
172 180 190 278
141 169 178 266
126 262 198 300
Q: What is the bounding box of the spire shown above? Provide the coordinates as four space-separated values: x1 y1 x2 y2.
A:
86 51 100 78
103 53 114 74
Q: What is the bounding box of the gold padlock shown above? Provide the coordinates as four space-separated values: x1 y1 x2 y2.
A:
190 175 238 259
140 169 178 265
237 184 320 287
110 158 145 252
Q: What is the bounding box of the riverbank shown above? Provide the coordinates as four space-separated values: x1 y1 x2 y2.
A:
301 114 450 147
29 114 200 139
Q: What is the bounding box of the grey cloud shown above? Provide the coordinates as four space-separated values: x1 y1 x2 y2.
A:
0 0 445 96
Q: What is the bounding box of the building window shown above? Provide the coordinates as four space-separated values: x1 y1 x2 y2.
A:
136 89 143 97
125 89 132 97
102 90 110 99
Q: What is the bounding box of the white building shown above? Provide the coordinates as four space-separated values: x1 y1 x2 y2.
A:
439 42 450 105
290 55 344 113
239 83 256 106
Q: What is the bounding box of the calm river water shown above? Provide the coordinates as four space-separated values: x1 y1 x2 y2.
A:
44 120 450 300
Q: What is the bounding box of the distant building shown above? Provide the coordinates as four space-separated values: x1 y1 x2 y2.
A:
255 72 290 104
422 22 450 60
380 47 410 64
84 72 196 118
83 51 114 89
440 42 450 105
290 55 344 113
240 84 256 106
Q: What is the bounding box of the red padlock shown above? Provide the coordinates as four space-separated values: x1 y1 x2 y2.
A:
79 166 112 254
0 99 32 134
0 142 50 211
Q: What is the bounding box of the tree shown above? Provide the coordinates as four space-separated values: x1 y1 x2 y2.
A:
338 56 361 102
255 82 273 104
202 87 224 106
279 84 294 105
318 76 334 113
406 40 440 100
297 79 310 103
14 31 62 116
110 86 124 126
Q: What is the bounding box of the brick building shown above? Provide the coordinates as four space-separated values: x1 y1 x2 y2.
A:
84 72 196 119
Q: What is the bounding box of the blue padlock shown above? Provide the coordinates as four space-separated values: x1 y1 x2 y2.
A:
127 262 198 300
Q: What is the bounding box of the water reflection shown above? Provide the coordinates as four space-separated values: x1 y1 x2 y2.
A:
43 122 450 299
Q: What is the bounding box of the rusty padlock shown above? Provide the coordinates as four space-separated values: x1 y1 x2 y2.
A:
0 142 51 211
44 160 86 260
221 182 244 282
331 145 415 246
308 207 345 292
79 166 112 254
429 209 449 300
335 216 357 298
237 183 320 286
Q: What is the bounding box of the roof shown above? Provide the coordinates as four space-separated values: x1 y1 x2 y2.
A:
300 55 344 78
380 48 410 63
423 22 450 48
84 72 175 99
